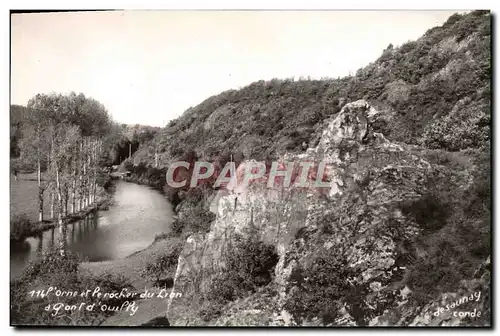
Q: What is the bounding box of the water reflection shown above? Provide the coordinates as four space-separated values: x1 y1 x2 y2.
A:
10 181 173 279
10 213 99 278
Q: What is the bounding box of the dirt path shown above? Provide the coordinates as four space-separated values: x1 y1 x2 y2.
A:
79 239 173 326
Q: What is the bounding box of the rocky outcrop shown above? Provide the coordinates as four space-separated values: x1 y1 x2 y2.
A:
165 99 486 326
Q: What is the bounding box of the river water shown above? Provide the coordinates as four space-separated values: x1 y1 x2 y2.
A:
10 181 174 279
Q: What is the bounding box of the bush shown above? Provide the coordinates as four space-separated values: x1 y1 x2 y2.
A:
173 198 216 237
182 206 215 235
170 217 185 236
10 213 34 241
96 171 112 190
11 248 134 326
201 236 279 321
21 248 81 283
283 247 360 325
142 240 183 283
225 236 280 288
153 231 178 243
404 149 490 304
199 301 225 322
400 192 450 234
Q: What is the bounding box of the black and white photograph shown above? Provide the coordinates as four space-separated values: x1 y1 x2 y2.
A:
8 8 491 328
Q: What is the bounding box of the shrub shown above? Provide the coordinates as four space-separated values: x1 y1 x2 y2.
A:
283 247 359 325
400 192 450 234
170 217 185 236
225 236 279 288
199 301 225 322
174 199 216 237
20 247 82 284
404 148 490 304
182 206 215 235
96 171 112 190
201 236 279 321
153 231 178 243
10 213 34 241
142 240 183 283
11 248 133 326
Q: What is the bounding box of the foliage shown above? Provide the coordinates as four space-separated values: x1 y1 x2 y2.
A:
131 10 490 173
11 92 114 171
100 123 160 166
26 92 112 137
10 213 34 241
283 247 358 325
421 97 490 151
404 148 490 304
142 239 183 282
11 248 133 326
123 162 167 191
400 192 451 234
201 236 279 321
96 171 113 190
21 247 81 282
168 200 215 238
10 105 27 157
10 92 114 252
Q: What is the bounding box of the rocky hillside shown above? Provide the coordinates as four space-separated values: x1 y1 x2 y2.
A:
165 99 490 326
132 10 490 166
129 11 490 327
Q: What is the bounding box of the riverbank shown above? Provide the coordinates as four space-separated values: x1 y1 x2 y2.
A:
10 195 112 243
79 234 181 326
11 180 177 326
10 171 115 242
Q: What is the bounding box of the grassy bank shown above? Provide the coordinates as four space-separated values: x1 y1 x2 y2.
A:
10 172 114 242
10 197 112 242
10 233 182 326
10 248 133 326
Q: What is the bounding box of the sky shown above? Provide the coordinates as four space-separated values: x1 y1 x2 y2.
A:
11 10 459 127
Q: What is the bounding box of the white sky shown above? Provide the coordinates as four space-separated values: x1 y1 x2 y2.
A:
11 10 458 126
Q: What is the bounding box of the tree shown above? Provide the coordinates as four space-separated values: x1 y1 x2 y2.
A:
19 106 53 222
49 123 81 255
20 92 112 255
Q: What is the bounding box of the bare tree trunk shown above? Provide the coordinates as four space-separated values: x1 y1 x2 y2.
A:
64 189 68 218
70 154 77 213
88 138 95 205
86 175 91 206
38 189 44 222
82 137 88 209
55 167 67 256
74 140 81 212
86 138 91 207
79 140 84 211
70 182 75 214
50 191 54 220
37 158 44 222
92 139 98 204
36 234 43 255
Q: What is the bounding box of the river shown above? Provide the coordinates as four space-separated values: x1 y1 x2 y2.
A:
10 181 174 279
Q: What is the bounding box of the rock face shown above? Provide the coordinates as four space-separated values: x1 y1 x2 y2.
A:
165 99 487 326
